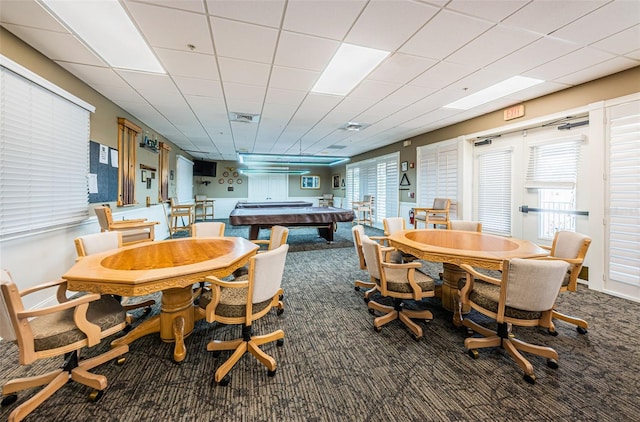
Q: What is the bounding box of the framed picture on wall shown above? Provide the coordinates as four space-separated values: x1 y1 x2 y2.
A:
401 161 408 172
332 174 340 189
300 175 320 189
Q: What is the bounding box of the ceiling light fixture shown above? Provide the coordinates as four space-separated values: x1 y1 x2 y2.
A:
238 152 349 167
39 0 164 73
311 43 389 96
239 168 310 175
443 76 544 110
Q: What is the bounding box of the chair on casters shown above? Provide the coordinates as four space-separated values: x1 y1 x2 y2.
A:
459 258 569 384
361 235 436 340
413 198 451 229
353 195 374 226
194 195 215 221
169 198 194 235
538 231 592 335
198 244 289 386
94 205 157 246
0 269 129 422
74 231 156 322
351 225 400 300
192 222 225 237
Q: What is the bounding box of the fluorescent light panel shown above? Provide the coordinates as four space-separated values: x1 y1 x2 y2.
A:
312 43 389 96
443 76 544 110
238 153 349 167
239 168 310 175
40 0 164 73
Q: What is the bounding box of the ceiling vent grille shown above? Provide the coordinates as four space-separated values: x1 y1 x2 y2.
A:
341 121 369 131
229 112 260 123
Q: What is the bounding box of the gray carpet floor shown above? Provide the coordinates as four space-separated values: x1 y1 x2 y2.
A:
2 222 639 421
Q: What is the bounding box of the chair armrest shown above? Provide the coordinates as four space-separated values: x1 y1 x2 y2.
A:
18 292 101 318
110 220 158 229
205 275 249 289
537 255 582 265
459 264 501 286
538 244 551 251
251 240 270 246
382 261 422 270
19 278 67 297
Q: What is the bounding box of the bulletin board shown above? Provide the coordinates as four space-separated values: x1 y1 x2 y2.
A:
89 140 118 203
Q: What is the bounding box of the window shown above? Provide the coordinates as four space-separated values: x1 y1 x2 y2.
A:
476 147 512 236
346 152 399 223
416 140 458 219
0 56 94 237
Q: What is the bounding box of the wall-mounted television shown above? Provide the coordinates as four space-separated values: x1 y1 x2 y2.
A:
193 160 217 177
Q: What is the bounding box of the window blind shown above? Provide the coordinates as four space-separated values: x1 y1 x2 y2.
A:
525 135 584 189
608 100 640 286
477 148 512 236
346 152 399 223
416 141 458 218
0 60 92 237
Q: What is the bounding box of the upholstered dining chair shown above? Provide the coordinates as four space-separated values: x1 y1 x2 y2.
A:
0 269 129 421
538 231 592 334
94 205 157 246
360 235 436 340
192 221 226 237
74 231 155 322
169 197 194 235
199 244 289 386
449 220 482 232
459 258 570 384
383 217 418 262
351 225 400 300
413 198 451 229
252 225 289 252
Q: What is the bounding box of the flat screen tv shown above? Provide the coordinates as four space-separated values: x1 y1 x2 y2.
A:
193 160 217 177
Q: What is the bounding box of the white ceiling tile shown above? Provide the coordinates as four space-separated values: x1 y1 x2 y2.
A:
265 88 308 107
225 100 262 115
345 0 440 51
116 69 176 92
367 53 438 84
591 24 640 55
222 82 266 104
174 76 223 97
503 1 606 36
524 47 616 81
349 79 402 102
274 31 339 71
55 62 123 87
551 0 640 45
129 0 206 14
400 10 493 60
210 17 278 64
446 0 529 23
90 83 146 103
126 1 213 53
217 57 270 86
554 57 640 86
269 66 319 91
205 0 285 28
384 85 437 106
446 25 542 68
409 61 475 89
283 0 366 40
0 1 66 32
155 48 218 79
625 48 640 61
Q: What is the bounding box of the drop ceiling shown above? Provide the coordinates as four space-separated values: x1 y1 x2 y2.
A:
1 0 638 161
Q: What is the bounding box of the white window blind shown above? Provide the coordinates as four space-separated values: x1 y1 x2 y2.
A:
417 141 458 218
608 100 640 286
346 152 399 223
525 135 584 189
0 59 93 237
477 148 512 236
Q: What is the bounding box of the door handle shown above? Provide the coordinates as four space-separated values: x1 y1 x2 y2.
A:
519 205 589 216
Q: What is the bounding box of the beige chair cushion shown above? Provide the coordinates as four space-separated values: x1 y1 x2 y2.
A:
469 280 543 320
29 295 126 351
121 229 151 243
381 269 435 294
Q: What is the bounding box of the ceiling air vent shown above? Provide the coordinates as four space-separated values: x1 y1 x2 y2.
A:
341 121 369 131
229 112 260 123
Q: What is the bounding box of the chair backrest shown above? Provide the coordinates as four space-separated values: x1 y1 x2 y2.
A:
170 197 179 207
75 231 122 258
322 193 333 200
351 225 366 270
432 198 450 211
449 220 482 232
383 217 405 235
94 206 113 231
268 226 289 250
250 244 289 304
195 194 206 202
0 269 18 342
504 258 570 312
192 222 225 237
551 231 591 260
360 235 383 281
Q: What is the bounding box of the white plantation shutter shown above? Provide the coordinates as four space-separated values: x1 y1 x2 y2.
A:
525 135 584 189
0 57 93 237
346 152 399 223
477 147 512 236
416 141 458 218
607 100 640 286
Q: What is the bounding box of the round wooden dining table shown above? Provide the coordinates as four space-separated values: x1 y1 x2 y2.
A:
63 237 259 362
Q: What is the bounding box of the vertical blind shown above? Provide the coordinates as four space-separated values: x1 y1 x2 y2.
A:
476 148 513 236
607 100 640 286
346 152 399 223
416 141 458 219
0 60 93 237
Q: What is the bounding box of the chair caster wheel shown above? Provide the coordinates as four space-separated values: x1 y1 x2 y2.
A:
277 308 284 316
2 394 17 406
218 376 230 387
368 308 375 315
355 286 361 291
276 339 284 347
547 328 558 336
116 356 126 365
547 359 559 370
468 349 479 359
412 334 421 341
267 369 277 377
523 374 536 384
577 326 588 334
364 297 370 303
88 389 104 402
374 326 382 333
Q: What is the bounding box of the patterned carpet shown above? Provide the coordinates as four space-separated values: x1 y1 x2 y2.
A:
2 223 639 421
